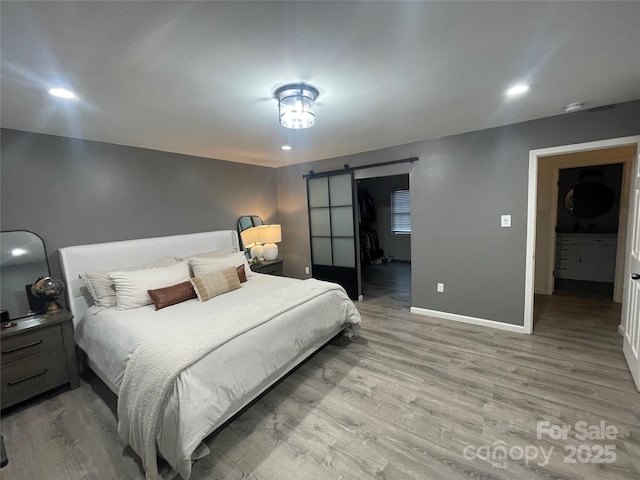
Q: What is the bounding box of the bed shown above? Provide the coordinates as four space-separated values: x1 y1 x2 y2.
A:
58 230 361 479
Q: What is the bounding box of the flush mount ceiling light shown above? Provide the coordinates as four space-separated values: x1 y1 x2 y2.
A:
275 84 319 129
505 83 529 96
48 87 77 99
281 145 292 151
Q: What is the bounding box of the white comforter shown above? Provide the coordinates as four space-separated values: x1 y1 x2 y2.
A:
75 274 361 479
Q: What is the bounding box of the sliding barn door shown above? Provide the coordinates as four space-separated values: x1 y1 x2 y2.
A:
307 173 359 299
623 154 640 391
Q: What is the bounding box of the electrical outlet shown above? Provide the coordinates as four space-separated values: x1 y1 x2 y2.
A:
501 215 511 227
305 266 310 275
437 283 444 293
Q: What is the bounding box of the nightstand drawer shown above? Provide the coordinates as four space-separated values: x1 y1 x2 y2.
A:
1 349 68 408
1 325 63 364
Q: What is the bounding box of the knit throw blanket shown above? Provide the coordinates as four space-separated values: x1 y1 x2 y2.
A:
117 279 360 479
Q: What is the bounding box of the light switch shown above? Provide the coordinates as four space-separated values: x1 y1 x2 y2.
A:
501 215 511 228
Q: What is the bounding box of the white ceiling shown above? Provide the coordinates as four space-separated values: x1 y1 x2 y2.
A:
1 1 639 168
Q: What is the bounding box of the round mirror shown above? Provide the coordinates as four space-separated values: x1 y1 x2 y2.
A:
564 182 615 218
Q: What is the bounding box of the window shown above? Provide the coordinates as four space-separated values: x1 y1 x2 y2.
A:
391 189 411 234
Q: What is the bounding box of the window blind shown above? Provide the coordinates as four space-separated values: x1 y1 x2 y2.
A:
391 189 411 234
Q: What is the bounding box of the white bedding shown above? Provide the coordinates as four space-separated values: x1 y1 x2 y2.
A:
76 274 295 389
75 273 361 479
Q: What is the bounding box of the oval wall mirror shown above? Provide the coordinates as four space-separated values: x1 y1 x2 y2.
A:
0 230 51 320
564 182 616 219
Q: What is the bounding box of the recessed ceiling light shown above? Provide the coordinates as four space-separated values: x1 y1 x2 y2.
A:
505 84 529 96
11 248 27 257
48 87 77 99
281 145 292 151
564 102 584 113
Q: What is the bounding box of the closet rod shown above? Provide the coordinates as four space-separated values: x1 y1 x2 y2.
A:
303 156 418 179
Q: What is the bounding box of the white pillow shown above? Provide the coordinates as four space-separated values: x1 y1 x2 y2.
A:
109 262 190 310
189 252 252 279
81 256 178 308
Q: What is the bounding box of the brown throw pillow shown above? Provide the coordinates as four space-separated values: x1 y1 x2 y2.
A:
148 281 197 310
190 267 241 302
236 265 247 283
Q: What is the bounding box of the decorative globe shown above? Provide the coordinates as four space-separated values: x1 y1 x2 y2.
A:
31 277 65 315
31 276 65 301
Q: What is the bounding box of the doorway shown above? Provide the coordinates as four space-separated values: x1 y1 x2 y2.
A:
553 162 623 300
524 136 640 334
356 174 411 306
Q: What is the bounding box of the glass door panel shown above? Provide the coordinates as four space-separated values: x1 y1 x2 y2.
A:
330 206 354 237
309 208 331 237
332 237 356 267
329 174 353 206
311 237 332 265
308 177 330 207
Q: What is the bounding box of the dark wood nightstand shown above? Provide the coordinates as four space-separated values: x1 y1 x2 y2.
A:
1 309 80 410
250 259 284 276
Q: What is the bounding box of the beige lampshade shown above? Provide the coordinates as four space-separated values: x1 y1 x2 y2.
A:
240 226 259 248
257 225 282 244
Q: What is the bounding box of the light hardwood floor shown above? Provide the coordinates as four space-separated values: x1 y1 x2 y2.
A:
2 263 639 479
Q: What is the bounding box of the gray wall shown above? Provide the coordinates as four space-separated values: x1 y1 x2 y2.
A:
276 100 640 326
357 175 411 261
1 129 278 280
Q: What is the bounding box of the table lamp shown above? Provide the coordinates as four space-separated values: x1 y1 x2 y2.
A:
258 225 282 261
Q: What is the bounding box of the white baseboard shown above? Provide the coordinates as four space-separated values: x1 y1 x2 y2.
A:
410 307 527 334
535 288 551 295
618 324 625 336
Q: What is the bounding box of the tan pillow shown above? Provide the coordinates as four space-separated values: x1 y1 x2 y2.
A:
82 256 178 308
190 267 241 302
148 281 197 310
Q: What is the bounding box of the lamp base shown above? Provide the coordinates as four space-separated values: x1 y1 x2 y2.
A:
250 244 264 260
44 301 62 316
263 243 279 261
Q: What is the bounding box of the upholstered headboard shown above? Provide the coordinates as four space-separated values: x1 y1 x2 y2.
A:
58 230 239 326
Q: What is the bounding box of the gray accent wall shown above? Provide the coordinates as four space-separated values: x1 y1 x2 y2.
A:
1 129 278 280
276 100 640 326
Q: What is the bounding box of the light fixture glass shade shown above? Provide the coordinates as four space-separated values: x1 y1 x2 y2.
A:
275 84 319 129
